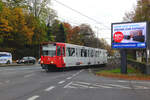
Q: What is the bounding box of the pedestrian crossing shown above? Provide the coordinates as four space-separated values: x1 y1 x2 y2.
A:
64 81 150 89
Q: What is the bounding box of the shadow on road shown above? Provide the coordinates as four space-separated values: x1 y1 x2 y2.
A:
43 64 106 73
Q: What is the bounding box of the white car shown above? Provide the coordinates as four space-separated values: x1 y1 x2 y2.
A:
0 52 12 64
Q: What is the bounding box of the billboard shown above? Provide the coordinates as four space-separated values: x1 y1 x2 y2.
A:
111 22 147 49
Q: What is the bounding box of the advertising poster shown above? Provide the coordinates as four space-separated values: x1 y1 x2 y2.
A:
112 22 147 49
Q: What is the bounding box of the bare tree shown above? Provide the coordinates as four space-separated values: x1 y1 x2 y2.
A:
27 0 57 24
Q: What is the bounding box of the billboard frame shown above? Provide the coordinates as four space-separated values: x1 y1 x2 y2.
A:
111 21 148 49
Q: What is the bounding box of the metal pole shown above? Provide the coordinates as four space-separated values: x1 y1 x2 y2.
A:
120 49 127 74
39 43 40 59
146 49 149 65
95 26 98 48
97 30 98 48
146 48 149 74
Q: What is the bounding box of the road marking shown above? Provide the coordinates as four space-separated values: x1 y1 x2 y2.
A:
45 86 55 92
131 81 150 84
4 69 14 71
27 95 40 100
110 80 150 84
21 67 41 70
80 69 84 73
64 81 113 89
71 69 84 78
58 80 65 84
88 86 97 88
94 84 113 88
117 80 129 83
71 83 89 88
72 74 77 77
134 86 149 89
64 82 73 88
67 86 77 88
5 80 10 83
66 77 72 80
74 82 112 88
24 74 34 78
106 84 131 89
75 81 91 85
3 67 41 71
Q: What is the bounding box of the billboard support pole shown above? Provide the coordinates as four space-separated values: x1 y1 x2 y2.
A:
146 48 150 74
146 49 148 65
120 49 127 74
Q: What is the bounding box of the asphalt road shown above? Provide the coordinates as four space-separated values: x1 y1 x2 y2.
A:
0 64 150 100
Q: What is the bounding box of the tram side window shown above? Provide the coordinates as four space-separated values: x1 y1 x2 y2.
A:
91 50 94 57
67 48 70 56
84 49 87 57
79 48 81 57
93 50 95 57
81 49 87 57
81 49 83 57
96 51 98 57
70 48 75 56
62 47 65 56
67 47 75 57
76 48 78 57
99 51 101 57
66 48 69 56
88 50 90 57
98 51 100 57
81 49 84 57
57 46 61 56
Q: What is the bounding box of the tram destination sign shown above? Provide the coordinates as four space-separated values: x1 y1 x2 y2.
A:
111 22 147 49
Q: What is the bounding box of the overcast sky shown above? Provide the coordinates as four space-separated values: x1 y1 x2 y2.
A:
51 0 137 44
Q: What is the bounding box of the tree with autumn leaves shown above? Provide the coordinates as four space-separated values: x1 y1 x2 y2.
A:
63 22 83 45
0 1 12 43
0 0 50 58
123 0 150 22
0 0 110 59
123 0 150 60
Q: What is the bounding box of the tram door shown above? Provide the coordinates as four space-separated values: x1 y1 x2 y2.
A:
56 46 65 67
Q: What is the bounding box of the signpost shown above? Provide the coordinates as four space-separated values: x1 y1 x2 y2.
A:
111 22 148 74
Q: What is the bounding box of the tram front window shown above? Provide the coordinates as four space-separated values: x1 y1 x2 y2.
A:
42 50 56 57
42 45 56 57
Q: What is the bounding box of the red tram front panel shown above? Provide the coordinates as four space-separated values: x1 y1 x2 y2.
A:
41 42 66 68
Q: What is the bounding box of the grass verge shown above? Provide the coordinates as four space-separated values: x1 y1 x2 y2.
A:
96 66 150 80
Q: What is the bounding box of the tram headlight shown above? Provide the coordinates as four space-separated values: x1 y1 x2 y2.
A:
41 61 43 64
50 61 54 64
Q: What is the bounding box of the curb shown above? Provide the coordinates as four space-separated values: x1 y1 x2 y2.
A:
0 63 35 67
95 73 150 81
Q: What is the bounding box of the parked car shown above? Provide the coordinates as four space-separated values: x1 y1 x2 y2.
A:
16 56 36 64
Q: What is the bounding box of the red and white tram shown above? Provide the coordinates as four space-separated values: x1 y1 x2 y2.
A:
40 42 107 71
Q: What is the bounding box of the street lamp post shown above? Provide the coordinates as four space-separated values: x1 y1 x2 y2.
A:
95 26 99 48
